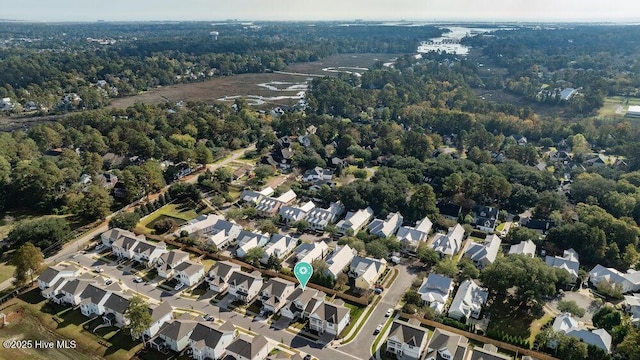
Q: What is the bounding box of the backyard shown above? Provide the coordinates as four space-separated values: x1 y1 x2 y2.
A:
485 297 546 347
136 202 200 235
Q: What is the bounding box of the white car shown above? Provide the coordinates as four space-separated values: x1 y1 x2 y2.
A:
133 277 143 283
95 244 105 251
374 323 384 334
95 267 104 273
174 282 185 291
385 308 393 317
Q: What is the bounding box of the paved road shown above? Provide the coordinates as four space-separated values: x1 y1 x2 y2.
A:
339 265 417 360
69 251 362 360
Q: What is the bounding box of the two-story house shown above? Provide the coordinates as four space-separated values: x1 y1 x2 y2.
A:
189 321 236 360
293 241 328 265
325 245 356 279
306 202 344 231
473 205 499 233
144 301 173 338
236 230 270 259
280 287 326 320
336 207 374 236
102 293 130 327
208 261 242 293
155 319 198 353
348 256 387 290
308 301 350 337
156 249 190 279
386 319 428 360
463 234 501 270
100 227 145 247
417 274 455 313
260 234 298 264
367 212 403 238
132 240 168 266
431 224 465 258
225 335 270 360
37 264 76 291
447 280 489 322
227 271 264 303
397 216 433 252
173 260 205 287
278 201 316 224
258 278 297 314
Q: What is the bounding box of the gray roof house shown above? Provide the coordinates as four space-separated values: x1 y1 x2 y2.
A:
236 230 270 259
418 274 454 313
188 321 236 360
470 344 512 360
336 207 374 236
293 241 328 264
349 256 387 290
280 287 326 320
589 265 640 293
260 234 298 264
425 328 469 360
258 278 297 313
431 224 465 258
156 249 190 279
447 280 489 321
552 313 612 353
101 227 145 247
156 319 198 352
278 201 316 224
397 216 433 252
508 240 536 257
309 301 350 337
208 261 242 293
386 319 428 360
463 234 502 269
225 335 270 360
546 248 580 282
367 212 404 238
37 264 76 291
227 271 264 303
306 202 345 231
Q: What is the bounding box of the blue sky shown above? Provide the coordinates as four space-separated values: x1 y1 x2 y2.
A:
3 0 640 22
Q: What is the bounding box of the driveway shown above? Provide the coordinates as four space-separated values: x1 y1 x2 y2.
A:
339 264 417 359
547 289 602 324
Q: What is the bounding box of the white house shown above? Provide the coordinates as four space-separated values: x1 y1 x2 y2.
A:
174 214 224 237
508 240 536 257
552 313 612 353
589 265 640 293
256 190 298 217
309 301 350 337
144 301 173 338
367 212 403 238
471 344 512 360
260 234 297 264
102 293 130 327
447 280 489 321
240 187 274 205
208 261 242 293
293 241 328 264
425 328 469 360
546 248 580 282
59 278 95 306
397 216 432 252
258 277 297 313
386 319 428 360
156 250 190 279
306 202 345 231
101 227 145 247
188 321 236 360
417 274 454 313
236 230 270 258
473 206 499 233
37 264 76 291
336 207 374 235
131 239 168 266
623 293 640 327
325 245 356 279
349 256 387 290
227 271 264 303
156 319 198 352
225 335 270 360
206 219 242 250
431 224 465 258
173 260 205 286
278 201 316 223
463 234 502 269
280 287 326 320
79 284 111 317
302 167 333 182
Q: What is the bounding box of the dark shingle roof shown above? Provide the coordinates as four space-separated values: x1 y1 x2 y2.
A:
158 320 198 341
189 322 234 350
226 335 268 359
387 320 427 347
103 293 130 314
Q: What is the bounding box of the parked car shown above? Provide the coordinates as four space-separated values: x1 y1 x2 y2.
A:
303 355 312 360
94 267 104 273
385 308 393 317
203 314 214 321
133 277 143 283
105 279 113 285
374 288 383 294
374 323 384 334
174 282 185 291
95 244 105 251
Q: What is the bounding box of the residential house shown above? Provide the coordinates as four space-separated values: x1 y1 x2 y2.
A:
80 174 92 185
551 313 612 353
293 241 328 264
236 230 270 258
349 256 387 290
470 344 512 360
521 218 554 234
96 173 119 188
336 207 375 236
278 201 316 224
623 293 640 327
447 280 489 321
385 319 428 360
397 216 433 252
258 278 297 313
585 154 607 167
58 278 95 306
508 240 536 257
208 261 242 293
175 214 224 237
79 284 111 317
233 165 253 180
306 202 344 231
189 321 236 360
589 265 640 293
102 293 130 327
367 212 404 238
240 187 275 205
424 328 469 360
207 219 242 250
228 271 264 303
325 245 356 279
156 250 190 279
330 157 348 168
0 97 13 111
101 227 145 247
509 134 528 146
37 264 76 292
132 239 168 266
280 287 326 320
546 248 580 283
260 234 297 264
225 335 270 360
431 224 465 258
156 319 198 352
309 301 350 337
417 274 455 313
437 202 461 221
144 301 173 338
473 206 499 233
256 197 285 218
173 260 205 286
463 234 502 269
560 88 577 101
302 167 333 182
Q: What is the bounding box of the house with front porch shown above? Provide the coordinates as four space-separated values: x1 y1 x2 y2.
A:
188 321 236 360
308 301 350 337
385 319 428 360
258 278 296 314
207 261 242 293
155 319 198 352
144 301 173 338
280 287 326 320
227 271 264 303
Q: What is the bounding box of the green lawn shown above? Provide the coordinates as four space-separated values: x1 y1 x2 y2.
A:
0 249 16 284
485 298 545 346
340 299 375 341
598 96 640 118
136 202 200 234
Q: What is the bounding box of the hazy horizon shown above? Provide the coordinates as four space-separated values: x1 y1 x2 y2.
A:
2 0 640 23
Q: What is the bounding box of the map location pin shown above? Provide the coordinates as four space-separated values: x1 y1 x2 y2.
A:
294 261 313 290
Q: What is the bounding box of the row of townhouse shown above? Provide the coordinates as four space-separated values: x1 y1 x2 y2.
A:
386 319 513 360
38 265 173 336
153 316 272 360
205 260 351 337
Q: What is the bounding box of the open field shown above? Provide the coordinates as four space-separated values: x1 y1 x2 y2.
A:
0 250 16 284
136 202 200 234
0 288 142 360
598 96 640 118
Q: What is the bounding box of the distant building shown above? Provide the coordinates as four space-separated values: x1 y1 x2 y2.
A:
628 105 640 118
560 88 577 101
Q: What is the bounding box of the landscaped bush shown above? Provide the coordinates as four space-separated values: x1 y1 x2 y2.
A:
153 218 176 234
